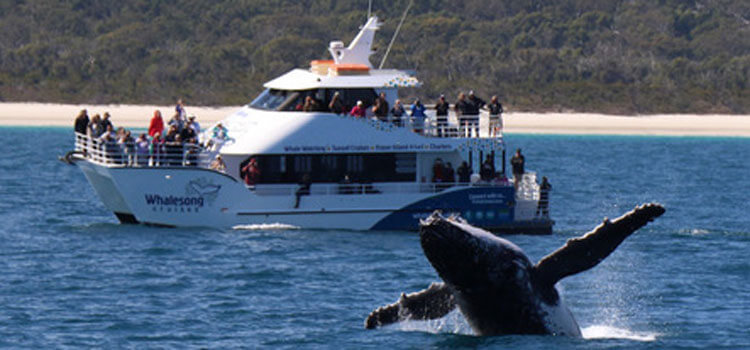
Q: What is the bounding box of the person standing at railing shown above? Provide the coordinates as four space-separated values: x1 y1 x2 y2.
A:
74 109 89 135
329 92 346 115
241 158 260 186
148 110 164 138
410 98 426 134
151 133 164 166
187 115 200 135
349 100 367 118
435 95 449 137
488 95 504 137
168 112 184 133
444 162 456 183
135 133 150 166
390 99 406 126
164 134 184 166
118 130 135 165
511 148 525 189
294 173 312 208
372 92 389 122
457 161 471 183
480 155 496 182
101 112 114 133
536 176 552 218
87 114 104 138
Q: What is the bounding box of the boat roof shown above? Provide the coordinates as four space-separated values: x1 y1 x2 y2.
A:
263 68 420 90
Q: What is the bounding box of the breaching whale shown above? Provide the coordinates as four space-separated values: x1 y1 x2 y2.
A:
365 203 665 336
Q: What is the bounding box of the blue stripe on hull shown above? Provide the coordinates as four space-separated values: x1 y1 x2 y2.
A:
370 186 516 231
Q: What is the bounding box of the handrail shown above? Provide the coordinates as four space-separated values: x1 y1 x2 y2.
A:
355 109 502 139
251 180 513 197
74 132 212 168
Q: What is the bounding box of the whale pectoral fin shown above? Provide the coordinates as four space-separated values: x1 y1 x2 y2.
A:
365 282 456 329
534 203 665 287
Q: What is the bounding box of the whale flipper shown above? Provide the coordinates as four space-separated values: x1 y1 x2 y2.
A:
365 282 456 329
534 203 665 288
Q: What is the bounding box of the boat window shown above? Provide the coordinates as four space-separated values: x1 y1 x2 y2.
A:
242 153 416 184
250 89 289 110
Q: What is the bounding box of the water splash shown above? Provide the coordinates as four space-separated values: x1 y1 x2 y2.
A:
581 325 659 341
396 310 474 335
232 223 300 230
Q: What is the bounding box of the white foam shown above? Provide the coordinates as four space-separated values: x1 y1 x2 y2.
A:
396 309 474 335
581 325 659 341
232 223 300 230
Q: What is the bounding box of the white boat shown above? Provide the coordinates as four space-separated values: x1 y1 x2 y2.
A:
64 17 553 233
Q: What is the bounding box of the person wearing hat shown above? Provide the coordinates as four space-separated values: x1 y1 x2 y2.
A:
435 94 450 137
349 100 367 118
488 95 503 137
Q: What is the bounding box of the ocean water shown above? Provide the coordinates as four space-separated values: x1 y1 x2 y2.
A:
1 127 748 349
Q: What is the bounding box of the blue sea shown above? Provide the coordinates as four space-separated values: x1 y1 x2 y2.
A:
1 127 748 349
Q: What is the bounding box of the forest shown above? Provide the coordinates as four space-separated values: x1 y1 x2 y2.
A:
0 0 748 114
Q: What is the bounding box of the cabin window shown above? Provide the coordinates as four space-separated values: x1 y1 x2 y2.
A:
242 153 416 184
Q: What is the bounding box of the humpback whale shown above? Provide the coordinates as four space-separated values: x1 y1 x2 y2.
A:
365 203 665 336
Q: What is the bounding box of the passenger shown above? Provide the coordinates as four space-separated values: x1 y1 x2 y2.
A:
536 176 552 217
118 130 135 165
444 162 456 183
349 100 366 118
180 121 197 143
165 134 183 166
302 96 318 112
468 90 486 112
148 110 164 137
210 155 226 172
168 111 184 132
164 125 179 142
488 95 504 137
390 99 406 126
74 109 89 135
294 173 312 208
372 92 389 122
187 115 201 135
463 91 484 136
410 98 426 134
151 133 164 166
101 112 114 132
98 132 119 164
135 133 150 166
480 155 495 182
511 148 525 188
241 158 260 186
328 92 346 114
212 122 229 140
175 98 186 120
435 94 450 137
432 158 445 183
457 161 471 183
87 114 103 138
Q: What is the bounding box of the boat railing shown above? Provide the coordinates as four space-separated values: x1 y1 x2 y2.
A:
74 132 213 168
252 180 512 197
361 108 502 139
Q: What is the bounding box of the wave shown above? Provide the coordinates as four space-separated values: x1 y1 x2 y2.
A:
581 325 659 341
232 223 300 230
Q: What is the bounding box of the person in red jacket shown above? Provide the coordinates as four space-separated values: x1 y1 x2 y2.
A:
148 110 164 137
349 100 366 118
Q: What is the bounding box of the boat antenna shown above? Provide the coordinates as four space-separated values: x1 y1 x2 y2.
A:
367 0 372 19
379 0 413 69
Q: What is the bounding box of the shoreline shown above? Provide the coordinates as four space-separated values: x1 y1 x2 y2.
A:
1 102 750 137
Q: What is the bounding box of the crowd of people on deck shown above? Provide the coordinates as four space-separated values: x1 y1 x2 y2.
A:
298 90 504 137
74 99 230 168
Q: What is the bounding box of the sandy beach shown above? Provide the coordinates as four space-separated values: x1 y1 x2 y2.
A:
1 102 749 137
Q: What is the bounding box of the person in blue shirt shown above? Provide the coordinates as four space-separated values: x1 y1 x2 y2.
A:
410 98 426 134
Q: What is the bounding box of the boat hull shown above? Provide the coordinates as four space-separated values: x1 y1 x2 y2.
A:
74 159 552 234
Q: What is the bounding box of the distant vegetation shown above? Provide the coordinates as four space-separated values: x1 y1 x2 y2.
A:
1 0 748 114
